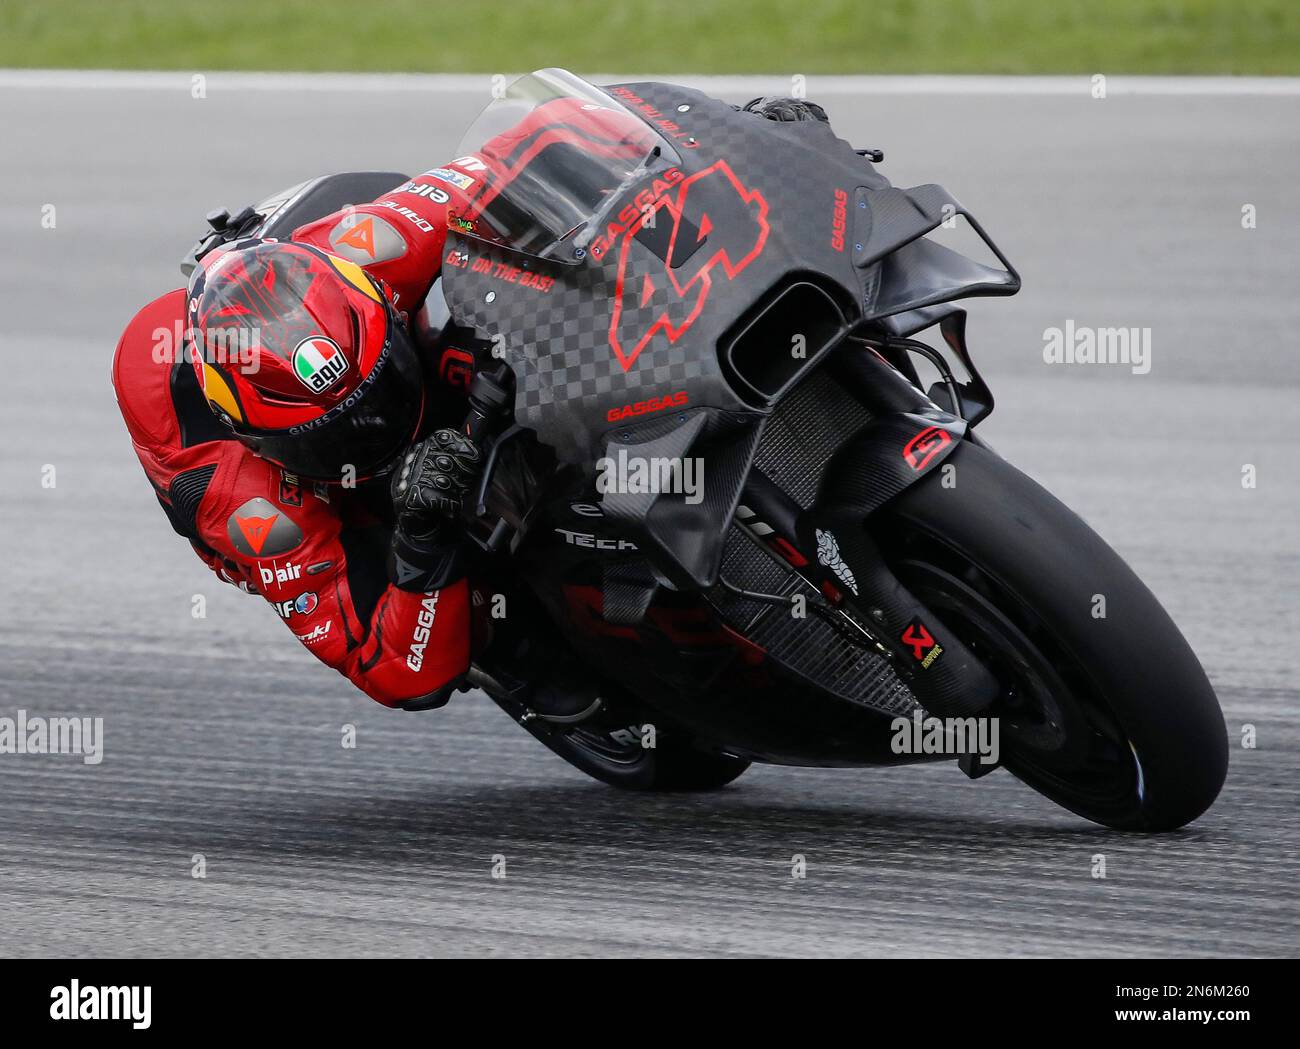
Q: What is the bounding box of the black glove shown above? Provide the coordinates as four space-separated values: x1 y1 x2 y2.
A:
387 428 481 592
392 428 481 525
739 96 830 124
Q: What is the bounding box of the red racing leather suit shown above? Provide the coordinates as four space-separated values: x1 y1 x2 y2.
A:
112 160 485 708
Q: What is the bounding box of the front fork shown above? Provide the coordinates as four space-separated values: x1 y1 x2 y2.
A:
741 465 999 725
739 346 1002 726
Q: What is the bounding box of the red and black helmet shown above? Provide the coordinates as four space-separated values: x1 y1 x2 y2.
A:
186 238 425 481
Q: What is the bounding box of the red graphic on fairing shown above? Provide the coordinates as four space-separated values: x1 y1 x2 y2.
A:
609 160 770 372
903 426 953 471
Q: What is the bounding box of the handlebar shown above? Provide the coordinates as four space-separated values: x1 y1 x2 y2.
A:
463 363 513 444
461 363 518 553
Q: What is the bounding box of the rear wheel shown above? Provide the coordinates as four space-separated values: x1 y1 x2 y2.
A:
874 440 1227 831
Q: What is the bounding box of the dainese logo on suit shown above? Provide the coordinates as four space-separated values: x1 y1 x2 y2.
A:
227 497 303 557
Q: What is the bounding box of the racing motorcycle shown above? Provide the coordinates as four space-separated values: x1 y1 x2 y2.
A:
186 69 1227 831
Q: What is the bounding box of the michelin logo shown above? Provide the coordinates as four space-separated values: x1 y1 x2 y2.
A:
815 528 858 595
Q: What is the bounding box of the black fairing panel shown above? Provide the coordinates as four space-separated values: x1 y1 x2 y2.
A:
442 80 1016 593
441 81 890 466
601 407 767 587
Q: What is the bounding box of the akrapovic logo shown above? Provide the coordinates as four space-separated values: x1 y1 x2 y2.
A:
50 980 151 1029
406 592 440 671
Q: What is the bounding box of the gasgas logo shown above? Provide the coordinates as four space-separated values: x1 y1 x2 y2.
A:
407 592 440 671
831 188 848 252
588 168 687 260
606 390 688 423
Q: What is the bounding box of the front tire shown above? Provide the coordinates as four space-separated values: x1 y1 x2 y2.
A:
875 440 1227 831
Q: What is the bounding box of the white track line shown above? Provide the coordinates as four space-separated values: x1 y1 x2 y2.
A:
1 69 1299 96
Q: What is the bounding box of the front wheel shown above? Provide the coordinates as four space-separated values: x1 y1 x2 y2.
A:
874 440 1227 831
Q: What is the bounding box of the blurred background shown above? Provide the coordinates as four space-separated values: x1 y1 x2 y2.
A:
1 0 1298 75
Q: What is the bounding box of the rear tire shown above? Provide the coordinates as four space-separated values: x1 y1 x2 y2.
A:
875 440 1227 831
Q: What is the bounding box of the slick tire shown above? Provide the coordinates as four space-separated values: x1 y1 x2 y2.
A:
873 440 1228 831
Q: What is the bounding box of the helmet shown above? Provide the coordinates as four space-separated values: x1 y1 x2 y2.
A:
186 238 426 481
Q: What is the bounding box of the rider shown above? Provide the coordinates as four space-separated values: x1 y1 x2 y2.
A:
110 94 827 712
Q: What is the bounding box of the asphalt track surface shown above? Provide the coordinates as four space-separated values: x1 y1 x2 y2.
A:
0 74 1297 958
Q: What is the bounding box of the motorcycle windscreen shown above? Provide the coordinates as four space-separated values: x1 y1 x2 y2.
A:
452 68 682 264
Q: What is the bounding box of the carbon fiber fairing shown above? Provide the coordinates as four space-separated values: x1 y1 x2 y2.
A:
442 81 888 466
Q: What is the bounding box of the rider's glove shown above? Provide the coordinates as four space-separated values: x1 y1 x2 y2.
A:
738 96 830 125
387 428 482 592
392 428 481 523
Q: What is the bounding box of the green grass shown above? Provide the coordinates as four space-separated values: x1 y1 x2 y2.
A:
1 0 1297 74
